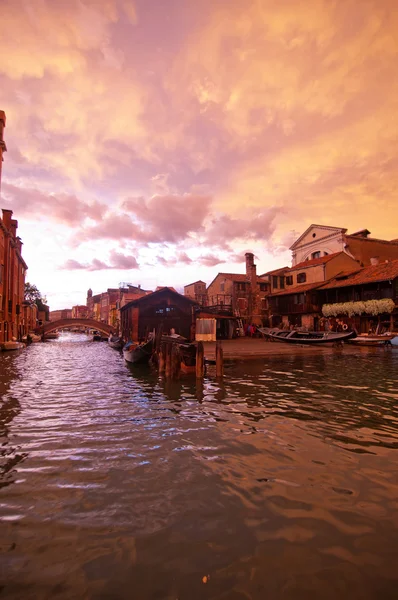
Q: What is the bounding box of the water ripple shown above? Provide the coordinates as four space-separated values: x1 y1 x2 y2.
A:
1 333 398 598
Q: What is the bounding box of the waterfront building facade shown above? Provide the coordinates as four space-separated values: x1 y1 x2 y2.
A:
267 252 360 329
318 259 398 333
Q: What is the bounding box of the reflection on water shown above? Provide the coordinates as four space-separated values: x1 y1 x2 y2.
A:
1 332 398 599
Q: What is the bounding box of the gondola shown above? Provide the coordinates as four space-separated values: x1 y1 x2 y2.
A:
257 327 356 344
108 334 123 349
123 338 154 365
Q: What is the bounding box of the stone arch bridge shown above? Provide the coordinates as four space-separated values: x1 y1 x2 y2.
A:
36 318 115 336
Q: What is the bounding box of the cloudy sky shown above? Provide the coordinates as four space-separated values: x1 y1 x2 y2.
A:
1 0 397 309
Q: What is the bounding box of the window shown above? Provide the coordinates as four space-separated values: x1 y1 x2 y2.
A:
311 251 321 259
259 283 267 292
297 273 307 284
236 282 247 291
220 282 225 292
279 276 285 289
272 276 278 289
286 276 293 285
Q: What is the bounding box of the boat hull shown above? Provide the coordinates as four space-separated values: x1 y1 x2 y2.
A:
1 341 26 351
348 335 396 346
123 339 154 365
108 336 123 350
258 327 355 344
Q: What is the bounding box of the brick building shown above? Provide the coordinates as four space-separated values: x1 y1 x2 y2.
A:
207 253 269 325
184 280 207 305
87 285 150 331
0 112 29 342
71 305 89 319
50 308 73 321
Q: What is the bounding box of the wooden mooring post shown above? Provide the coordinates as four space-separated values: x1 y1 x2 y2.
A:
216 340 224 377
171 343 181 379
165 342 172 378
159 342 166 374
196 341 205 379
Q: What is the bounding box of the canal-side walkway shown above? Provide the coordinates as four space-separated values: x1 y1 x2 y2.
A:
202 337 396 360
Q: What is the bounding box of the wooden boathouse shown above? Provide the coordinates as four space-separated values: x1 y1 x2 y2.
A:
120 287 198 342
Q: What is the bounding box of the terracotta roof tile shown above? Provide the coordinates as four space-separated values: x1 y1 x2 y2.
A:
260 266 289 276
319 259 398 289
291 252 343 270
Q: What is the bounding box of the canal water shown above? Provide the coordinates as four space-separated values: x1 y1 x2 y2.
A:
1 333 398 599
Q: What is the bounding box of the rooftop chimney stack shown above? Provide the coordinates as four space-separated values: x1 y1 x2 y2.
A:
2 208 12 230
0 110 6 190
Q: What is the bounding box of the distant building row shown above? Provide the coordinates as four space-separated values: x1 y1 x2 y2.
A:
52 223 398 342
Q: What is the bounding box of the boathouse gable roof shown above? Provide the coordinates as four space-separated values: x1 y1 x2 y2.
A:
120 286 198 312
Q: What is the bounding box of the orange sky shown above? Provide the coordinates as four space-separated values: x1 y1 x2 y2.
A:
0 0 397 308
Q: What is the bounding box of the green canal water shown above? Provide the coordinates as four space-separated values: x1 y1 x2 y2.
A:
1 333 398 599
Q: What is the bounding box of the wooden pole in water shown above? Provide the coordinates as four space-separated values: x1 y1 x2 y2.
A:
165 342 172 378
216 340 224 377
196 341 205 379
171 344 181 379
159 342 166 374
155 323 163 354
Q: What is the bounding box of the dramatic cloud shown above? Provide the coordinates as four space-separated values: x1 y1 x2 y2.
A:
62 251 139 271
1 182 106 226
122 193 212 242
203 208 282 248
1 0 397 308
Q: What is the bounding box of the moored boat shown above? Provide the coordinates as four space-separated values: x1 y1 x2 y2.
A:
0 340 26 351
348 334 396 346
44 332 59 340
258 327 356 344
123 338 154 365
108 334 123 349
22 333 42 343
93 332 107 341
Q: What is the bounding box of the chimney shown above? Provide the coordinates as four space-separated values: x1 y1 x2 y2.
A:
10 218 18 240
245 252 254 277
245 252 257 288
2 208 12 230
370 257 379 266
0 111 6 187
